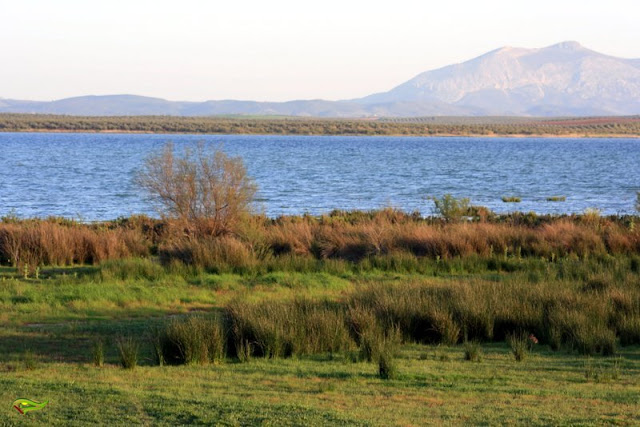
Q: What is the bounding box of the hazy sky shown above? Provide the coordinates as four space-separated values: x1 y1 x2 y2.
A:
2 0 639 102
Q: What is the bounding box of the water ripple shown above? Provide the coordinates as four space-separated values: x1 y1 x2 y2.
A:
0 133 638 220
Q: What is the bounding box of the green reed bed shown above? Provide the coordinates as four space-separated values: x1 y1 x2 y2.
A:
501 196 522 203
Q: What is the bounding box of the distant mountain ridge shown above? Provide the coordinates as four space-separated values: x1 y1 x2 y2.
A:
2 41 639 117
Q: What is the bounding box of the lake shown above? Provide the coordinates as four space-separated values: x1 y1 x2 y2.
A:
0 132 638 220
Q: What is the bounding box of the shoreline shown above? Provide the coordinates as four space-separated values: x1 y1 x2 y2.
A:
2 128 639 138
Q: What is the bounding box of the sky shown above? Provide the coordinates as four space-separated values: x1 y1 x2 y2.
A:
1 0 639 102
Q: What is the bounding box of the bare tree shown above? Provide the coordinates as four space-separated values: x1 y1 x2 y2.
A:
136 142 257 236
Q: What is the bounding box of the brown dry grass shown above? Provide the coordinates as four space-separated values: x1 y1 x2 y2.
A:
1 212 639 272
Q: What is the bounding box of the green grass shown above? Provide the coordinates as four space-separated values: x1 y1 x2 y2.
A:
1 337 638 425
0 264 355 325
547 196 567 202
2 256 640 424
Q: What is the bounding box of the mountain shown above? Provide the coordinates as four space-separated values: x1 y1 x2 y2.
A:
2 42 639 117
0 95 372 117
356 41 640 116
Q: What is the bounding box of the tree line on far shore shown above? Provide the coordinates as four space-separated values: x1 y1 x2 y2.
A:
1 113 639 136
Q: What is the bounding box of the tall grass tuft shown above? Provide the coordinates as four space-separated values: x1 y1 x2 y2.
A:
116 336 139 370
463 341 483 362
160 315 226 365
149 326 165 367
377 326 401 380
21 350 38 371
507 332 530 362
227 298 354 360
100 258 165 282
92 339 105 367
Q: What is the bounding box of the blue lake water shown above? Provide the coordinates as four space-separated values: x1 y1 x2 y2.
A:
0 132 638 220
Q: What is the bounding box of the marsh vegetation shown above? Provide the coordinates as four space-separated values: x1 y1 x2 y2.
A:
1 146 639 424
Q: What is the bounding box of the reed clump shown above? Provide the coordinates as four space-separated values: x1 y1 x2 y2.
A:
507 332 531 362
226 298 354 359
116 336 139 370
2 212 639 273
160 315 226 365
144 260 640 365
345 272 640 354
502 196 522 203
0 218 150 273
92 339 105 367
463 341 483 362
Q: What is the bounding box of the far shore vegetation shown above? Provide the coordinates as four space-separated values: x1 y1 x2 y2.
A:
1 113 640 137
1 144 639 424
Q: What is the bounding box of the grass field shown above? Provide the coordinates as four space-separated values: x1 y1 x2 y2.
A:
1 256 639 425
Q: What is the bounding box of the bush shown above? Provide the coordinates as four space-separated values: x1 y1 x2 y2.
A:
135 142 257 237
430 194 471 222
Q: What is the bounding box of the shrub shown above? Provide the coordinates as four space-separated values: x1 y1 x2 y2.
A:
135 142 257 237
430 194 471 222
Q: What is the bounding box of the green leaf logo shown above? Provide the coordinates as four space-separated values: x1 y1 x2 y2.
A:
13 398 48 415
